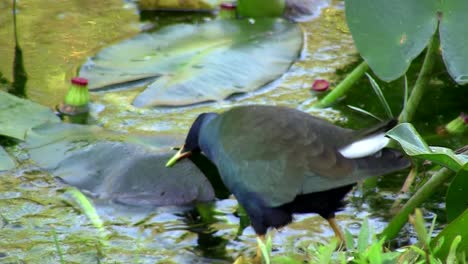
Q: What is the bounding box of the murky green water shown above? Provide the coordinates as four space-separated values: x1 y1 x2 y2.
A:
0 0 466 263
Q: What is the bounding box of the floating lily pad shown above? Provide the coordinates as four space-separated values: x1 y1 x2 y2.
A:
0 91 60 140
0 146 15 171
79 18 302 107
25 123 215 206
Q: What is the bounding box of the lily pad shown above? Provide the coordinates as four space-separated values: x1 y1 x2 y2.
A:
25 123 215 206
386 123 468 171
345 0 438 82
79 18 302 107
0 146 15 171
439 0 468 84
346 0 468 85
0 91 60 140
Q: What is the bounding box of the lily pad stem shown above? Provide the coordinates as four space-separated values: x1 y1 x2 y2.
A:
399 35 439 122
381 167 454 241
316 61 368 108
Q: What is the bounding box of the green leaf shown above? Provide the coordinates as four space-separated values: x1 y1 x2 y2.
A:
0 146 16 171
446 235 462 264
446 169 468 221
357 218 370 254
365 73 393 118
439 0 468 85
347 105 383 121
80 18 302 107
386 123 468 171
0 91 60 140
410 209 429 245
345 228 355 250
345 0 439 81
257 235 272 264
432 209 468 261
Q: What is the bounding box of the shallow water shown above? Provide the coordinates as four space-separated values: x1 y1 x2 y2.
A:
0 0 466 263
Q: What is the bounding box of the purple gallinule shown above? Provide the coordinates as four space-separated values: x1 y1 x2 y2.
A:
167 105 410 259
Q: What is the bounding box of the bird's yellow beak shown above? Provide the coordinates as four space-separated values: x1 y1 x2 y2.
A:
166 146 192 167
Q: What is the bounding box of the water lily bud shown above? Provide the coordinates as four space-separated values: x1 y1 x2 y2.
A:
444 112 467 135
219 2 237 19
311 79 329 92
58 77 90 115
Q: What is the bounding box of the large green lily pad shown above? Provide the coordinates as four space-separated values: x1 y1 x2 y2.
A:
79 18 302 107
345 0 438 82
346 0 468 84
439 0 468 84
25 123 215 206
0 91 60 140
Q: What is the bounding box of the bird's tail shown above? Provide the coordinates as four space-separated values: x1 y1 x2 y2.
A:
338 119 396 159
338 119 411 177
353 148 411 177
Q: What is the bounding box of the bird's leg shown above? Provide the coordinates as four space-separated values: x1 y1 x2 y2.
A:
254 234 265 263
327 217 346 249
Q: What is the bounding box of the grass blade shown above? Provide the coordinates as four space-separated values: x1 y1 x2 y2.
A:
52 228 65 264
347 105 382 121
366 73 393 118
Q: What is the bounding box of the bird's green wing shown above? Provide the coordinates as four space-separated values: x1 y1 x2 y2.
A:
203 105 355 207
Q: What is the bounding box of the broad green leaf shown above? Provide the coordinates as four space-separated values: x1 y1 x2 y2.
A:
79 18 302 107
0 91 60 140
432 209 468 261
439 0 468 85
345 0 439 81
386 123 468 171
446 168 468 221
0 146 15 171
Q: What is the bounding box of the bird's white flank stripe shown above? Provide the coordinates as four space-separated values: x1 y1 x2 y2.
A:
338 133 390 159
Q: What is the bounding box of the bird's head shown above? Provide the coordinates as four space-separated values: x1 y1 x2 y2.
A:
166 112 217 167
